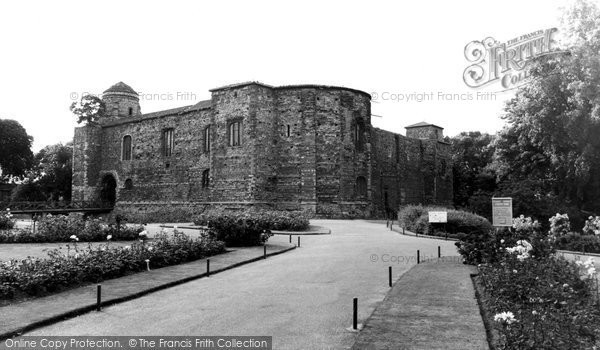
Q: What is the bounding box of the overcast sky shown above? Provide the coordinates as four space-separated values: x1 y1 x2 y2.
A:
0 0 568 151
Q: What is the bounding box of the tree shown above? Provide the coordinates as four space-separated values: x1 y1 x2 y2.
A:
34 143 73 201
0 119 34 181
450 131 496 210
11 143 73 202
70 94 106 124
491 0 600 225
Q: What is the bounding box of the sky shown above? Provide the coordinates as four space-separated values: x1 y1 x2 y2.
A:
0 0 570 151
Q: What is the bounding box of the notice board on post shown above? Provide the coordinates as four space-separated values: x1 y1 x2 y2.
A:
492 197 513 227
428 211 448 223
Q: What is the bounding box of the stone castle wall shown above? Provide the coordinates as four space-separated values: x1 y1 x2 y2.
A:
71 82 452 218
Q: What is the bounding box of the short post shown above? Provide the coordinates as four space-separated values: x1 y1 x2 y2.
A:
402 227 405 234
207 259 210 277
353 298 358 330
417 250 420 264
388 266 392 287
264 245 267 259
96 284 102 311
438 246 441 258
289 234 292 243
390 221 393 230
298 236 301 247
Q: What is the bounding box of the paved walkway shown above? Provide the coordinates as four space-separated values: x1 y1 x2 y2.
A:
0 242 295 339
20 220 461 349
352 259 488 350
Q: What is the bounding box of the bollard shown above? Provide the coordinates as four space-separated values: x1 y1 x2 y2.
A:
402 227 405 234
388 266 392 287
438 246 441 258
207 259 210 277
353 298 358 330
264 245 267 259
289 234 292 243
298 236 301 247
417 250 420 264
96 284 102 311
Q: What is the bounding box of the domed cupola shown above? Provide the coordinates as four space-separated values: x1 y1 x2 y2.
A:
102 82 141 120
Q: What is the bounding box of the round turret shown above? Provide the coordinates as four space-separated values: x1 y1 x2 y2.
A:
102 82 141 119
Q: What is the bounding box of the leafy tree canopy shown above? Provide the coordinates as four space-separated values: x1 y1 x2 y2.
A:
0 119 34 182
70 94 105 125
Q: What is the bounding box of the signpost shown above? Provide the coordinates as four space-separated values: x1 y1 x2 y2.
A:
429 211 448 238
428 211 447 223
492 197 513 227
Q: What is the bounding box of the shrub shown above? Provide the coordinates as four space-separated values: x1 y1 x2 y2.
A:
411 209 492 237
397 205 427 232
0 209 15 230
456 215 555 265
194 208 309 246
107 206 198 224
0 214 144 243
554 233 600 254
549 213 571 237
583 216 600 236
0 230 225 300
478 255 600 349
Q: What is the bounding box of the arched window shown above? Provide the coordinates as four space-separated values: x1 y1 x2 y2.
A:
162 128 174 157
286 125 291 137
228 121 241 146
128 107 133 116
202 169 210 188
356 176 367 197
122 135 132 161
204 125 211 153
124 179 133 190
354 120 365 152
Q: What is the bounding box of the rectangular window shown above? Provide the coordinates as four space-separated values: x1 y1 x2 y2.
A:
122 135 132 161
228 121 241 146
202 169 210 188
204 125 211 153
162 128 174 157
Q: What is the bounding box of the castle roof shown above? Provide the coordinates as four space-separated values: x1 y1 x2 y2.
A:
405 121 444 129
103 82 138 95
210 81 371 98
102 99 212 127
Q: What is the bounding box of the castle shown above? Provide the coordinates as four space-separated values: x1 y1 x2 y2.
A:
71 81 453 218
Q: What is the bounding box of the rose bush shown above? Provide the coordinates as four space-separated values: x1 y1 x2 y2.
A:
0 229 225 300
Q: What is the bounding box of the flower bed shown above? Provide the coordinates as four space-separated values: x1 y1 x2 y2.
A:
0 213 144 243
0 229 225 300
457 214 600 349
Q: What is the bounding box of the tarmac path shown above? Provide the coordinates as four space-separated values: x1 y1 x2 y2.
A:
24 220 459 350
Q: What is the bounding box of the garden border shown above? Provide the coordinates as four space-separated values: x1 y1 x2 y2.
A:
0 244 296 340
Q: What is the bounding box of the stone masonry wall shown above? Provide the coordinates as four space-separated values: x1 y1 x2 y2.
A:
71 82 453 218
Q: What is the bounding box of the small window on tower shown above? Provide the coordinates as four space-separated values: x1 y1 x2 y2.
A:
162 128 174 157
228 121 241 146
202 169 210 188
204 125 211 153
128 107 133 116
122 135 132 161
287 125 291 137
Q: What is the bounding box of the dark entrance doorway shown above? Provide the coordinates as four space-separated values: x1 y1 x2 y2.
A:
100 174 117 207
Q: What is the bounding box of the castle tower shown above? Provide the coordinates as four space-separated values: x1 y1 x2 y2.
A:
405 121 444 141
102 82 141 121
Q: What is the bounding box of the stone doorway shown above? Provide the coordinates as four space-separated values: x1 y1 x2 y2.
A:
100 174 117 206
